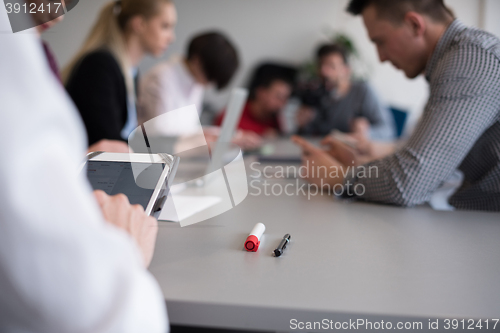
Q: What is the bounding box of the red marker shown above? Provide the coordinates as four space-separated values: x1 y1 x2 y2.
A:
244 223 266 252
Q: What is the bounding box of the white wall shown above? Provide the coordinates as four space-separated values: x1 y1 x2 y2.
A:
484 0 500 38
43 0 498 120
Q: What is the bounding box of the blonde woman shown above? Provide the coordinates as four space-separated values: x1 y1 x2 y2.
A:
63 0 176 147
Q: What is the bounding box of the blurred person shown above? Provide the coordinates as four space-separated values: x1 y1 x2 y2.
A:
293 0 500 211
63 0 177 147
0 3 168 332
138 31 261 151
216 73 293 138
138 31 238 136
37 14 129 154
297 43 394 141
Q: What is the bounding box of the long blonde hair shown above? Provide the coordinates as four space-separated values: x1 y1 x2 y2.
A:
62 0 172 94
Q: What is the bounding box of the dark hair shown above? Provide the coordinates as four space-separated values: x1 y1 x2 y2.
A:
187 31 239 90
346 0 455 23
248 63 296 100
316 43 349 65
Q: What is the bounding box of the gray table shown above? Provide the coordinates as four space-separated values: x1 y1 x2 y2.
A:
149 140 500 332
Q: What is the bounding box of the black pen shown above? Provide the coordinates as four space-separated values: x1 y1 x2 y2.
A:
273 234 291 257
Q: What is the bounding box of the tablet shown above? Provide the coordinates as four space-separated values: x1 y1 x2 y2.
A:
84 152 179 218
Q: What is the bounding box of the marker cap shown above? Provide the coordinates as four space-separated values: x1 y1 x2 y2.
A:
245 235 260 252
244 223 265 252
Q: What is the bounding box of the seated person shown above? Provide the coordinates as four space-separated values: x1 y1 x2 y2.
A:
138 31 239 136
1 3 167 331
293 0 500 212
39 11 129 154
296 43 394 140
64 0 177 147
216 72 293 138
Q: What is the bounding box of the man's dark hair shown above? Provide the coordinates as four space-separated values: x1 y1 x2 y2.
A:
248 63 296 100
346 0 455 23
316 43 350 65
187 31 239 90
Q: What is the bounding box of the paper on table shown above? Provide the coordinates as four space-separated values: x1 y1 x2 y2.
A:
159 195 222 222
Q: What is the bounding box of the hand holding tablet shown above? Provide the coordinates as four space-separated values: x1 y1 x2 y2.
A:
94 190 158 267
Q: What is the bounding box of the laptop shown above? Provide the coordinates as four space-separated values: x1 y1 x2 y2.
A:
173 87 248 187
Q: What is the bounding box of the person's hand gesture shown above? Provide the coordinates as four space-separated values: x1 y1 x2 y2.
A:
292 136 346 189
320 135 361 166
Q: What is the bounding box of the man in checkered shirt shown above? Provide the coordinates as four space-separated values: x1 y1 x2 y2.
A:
293 0 500 211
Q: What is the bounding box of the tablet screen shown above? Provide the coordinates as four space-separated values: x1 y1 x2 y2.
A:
86 161 165 209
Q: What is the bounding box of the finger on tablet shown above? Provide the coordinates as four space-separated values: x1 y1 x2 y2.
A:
320 135 335 146
93 190 109 207
321 135 345 148
291 135 319 154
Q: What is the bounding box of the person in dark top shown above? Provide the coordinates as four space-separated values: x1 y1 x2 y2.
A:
63 0 177 147
35 7 129 154
297 43 394 140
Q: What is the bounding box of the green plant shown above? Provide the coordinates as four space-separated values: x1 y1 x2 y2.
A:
331 32 358 58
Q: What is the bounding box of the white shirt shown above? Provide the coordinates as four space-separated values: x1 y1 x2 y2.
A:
138 56 205 136
0 9 168 333
121 67 139 140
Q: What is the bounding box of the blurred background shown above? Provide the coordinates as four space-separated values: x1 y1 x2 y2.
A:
43 0 500 131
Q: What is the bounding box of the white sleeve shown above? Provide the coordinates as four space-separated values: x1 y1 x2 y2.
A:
138 63 203 137
0 10 168 333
